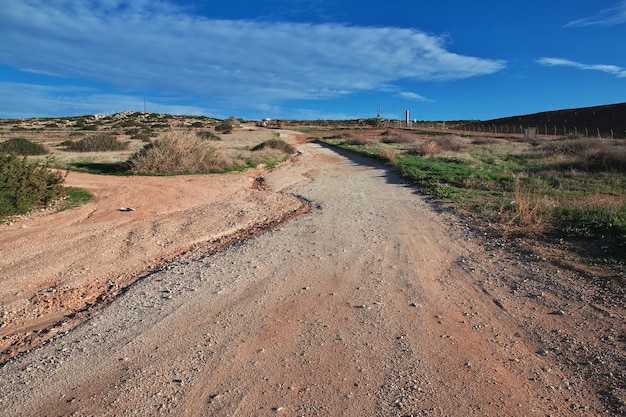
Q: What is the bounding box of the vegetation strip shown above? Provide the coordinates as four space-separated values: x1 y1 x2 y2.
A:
317 131 625 280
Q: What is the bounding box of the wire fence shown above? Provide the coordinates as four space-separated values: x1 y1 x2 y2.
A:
394 121 626 139
459 124 623 139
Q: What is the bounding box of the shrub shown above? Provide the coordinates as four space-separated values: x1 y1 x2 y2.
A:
409 136 466 156
0 154 66 219
536 138 626 172
434 136 466 152
0 138 49 155
378 149 397 163
126 131 231 174
62 134 129 152
471 137 502 146
251 139 296 154
215 120 233 134
342 135 376 146
409 140 439 156
381 133 416 144
125 128 141 136
197 131 222 141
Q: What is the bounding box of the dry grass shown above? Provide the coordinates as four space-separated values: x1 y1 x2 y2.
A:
534 138 626 172
380 132 416 144
409 136 467 156
499 181 546 238
377 149 397 163
127 131 231 174
342 135 377 146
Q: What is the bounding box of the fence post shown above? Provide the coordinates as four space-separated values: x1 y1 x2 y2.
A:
554 126 557 136
597 128 600 138
585 127 588 138
611 129 614 139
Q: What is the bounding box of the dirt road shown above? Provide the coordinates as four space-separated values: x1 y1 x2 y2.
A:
0 140 622 415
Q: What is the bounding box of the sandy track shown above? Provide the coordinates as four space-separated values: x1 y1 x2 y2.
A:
0 139 623 415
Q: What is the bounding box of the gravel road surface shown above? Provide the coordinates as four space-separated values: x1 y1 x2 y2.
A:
0 142 615 416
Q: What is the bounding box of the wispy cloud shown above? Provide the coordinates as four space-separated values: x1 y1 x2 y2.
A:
0 0 505 113
398 91 431 101
566 1 626 27
537 57 626 78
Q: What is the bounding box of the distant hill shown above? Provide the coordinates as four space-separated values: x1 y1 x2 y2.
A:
478 102 626 138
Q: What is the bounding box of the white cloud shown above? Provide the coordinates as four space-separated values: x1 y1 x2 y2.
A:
398 91 431 101
566 1 626 27
0 0 505 108
537 57 626 78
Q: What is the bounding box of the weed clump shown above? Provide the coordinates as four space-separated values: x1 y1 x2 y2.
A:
0 138 49 155
126 131 231 174
62 134 129 152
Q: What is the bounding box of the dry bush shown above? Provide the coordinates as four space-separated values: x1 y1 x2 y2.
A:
324 133 353 140
471 137 502 146
127 131 231 174
378 149 397 163
381 133 416 144
499 182 546 238
409 140 440 156
343 135 377 146
536 138 626 171
408 136 467 156
434 136 466 152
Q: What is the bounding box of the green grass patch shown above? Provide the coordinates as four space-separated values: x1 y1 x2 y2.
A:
320 134 626 271
66 161 131 175
58 187 94 211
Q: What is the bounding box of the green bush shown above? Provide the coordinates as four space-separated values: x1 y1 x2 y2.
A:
251 139 296 154
0 155 66 219
215 121 233 134
62 134 129 152
196 131 222 141
126 131 231 174
0 138 49 155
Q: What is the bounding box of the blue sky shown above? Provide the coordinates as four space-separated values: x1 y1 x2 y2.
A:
0 1 625 120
